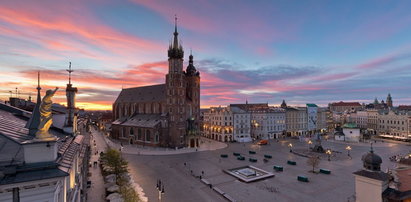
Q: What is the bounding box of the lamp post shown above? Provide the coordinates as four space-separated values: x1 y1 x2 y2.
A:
308 140 312 150
346 146 352 158
326 149 332 161
156 179 165 201
288 143 293 152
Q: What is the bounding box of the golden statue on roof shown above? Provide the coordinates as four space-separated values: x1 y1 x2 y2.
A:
36 87 58 140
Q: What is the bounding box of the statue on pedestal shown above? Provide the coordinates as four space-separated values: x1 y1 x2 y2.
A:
36 87 58 140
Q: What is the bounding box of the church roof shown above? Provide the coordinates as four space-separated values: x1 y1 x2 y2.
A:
113 113 164 128
114 84 166 104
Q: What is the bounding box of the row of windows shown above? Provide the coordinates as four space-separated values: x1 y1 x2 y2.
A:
379 126 406 131
379 120 406 125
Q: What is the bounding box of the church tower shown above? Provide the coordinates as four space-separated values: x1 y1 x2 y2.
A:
64 62 78 135
165 17 187 147
185 51 201 147
386 93 393 108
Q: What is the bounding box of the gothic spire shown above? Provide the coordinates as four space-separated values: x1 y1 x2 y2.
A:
168 15 184 59
173 15 179 49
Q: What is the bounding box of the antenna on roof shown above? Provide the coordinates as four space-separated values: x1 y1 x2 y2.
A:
66 62 73 85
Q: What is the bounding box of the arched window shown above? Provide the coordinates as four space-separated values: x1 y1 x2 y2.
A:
146 130 151 142
130 127 134 136
138 128 142 140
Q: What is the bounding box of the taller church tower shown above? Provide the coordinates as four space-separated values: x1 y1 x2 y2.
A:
165 17 187 147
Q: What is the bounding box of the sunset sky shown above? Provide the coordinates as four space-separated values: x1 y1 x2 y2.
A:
1 0 411 110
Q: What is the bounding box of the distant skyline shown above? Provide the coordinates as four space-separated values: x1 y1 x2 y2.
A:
1 0 411 110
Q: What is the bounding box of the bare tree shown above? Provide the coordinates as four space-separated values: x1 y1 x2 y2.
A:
307 155 320 173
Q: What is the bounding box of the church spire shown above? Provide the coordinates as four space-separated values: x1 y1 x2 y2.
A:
186 49 198 76
168 15 184 59
173 15 179 49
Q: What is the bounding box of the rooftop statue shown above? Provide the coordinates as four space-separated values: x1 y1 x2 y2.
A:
36 87 58 140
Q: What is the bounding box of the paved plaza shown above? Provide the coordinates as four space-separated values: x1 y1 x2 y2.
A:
123 138 410 202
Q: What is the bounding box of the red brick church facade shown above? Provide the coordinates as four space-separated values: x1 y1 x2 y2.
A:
111 21 200 148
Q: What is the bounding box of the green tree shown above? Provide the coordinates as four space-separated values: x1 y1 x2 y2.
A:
101 148 128 179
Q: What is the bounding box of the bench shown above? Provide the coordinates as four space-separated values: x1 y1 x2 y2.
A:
237 156 245 161
249 151 256 154
287 160 297 165
273 165 283 172
220 154 228 158
233 152 241 156
297 176 309 182
264 154 272 158
319 169 331 174
249 158 258 162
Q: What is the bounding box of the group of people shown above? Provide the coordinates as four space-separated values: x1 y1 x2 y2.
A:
389 154 403 162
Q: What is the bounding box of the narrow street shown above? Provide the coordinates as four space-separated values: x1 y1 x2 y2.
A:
87 127 108 202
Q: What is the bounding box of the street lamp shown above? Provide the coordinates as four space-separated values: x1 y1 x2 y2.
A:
346 146 352 157
288 143 293 152
308 140 312 150
326 149 332 161
157 179 165 201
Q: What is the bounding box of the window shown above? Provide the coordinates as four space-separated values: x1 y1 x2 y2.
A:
130 128 134 136
146 130 151 141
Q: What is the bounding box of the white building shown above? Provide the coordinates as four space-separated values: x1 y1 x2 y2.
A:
202 103 285 142
250 107 285 140
334 123 361 142
378 110 410 140
203 107 234 142
230 106 251 142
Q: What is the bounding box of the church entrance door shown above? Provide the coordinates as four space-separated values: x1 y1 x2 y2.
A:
190 139 195 147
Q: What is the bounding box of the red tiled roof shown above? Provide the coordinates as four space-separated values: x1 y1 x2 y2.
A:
398 105 411 110
330 101 362 107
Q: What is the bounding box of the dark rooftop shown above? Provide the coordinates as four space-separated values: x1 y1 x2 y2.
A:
353 170 390 181
114 84 165 104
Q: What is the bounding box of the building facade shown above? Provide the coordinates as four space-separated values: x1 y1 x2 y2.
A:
329 101 362 113
202 103 285 142
111 22 201 148
378 110 410 140
285 107 308 136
